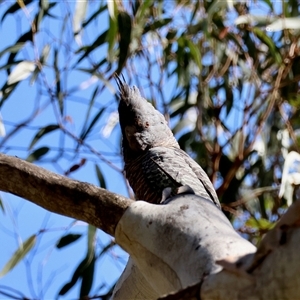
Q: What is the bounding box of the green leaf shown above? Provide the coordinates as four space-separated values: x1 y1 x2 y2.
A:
95 165 106 189
0 196 5 214
30 67 40 86
76 31 108 64
107 0 117 20
0 235 36 278
29 124 60 150
187 40 201 69
35 1 57 31
53 48 63 115
0 60 23 71
80 255 95 298
82 4 107 29
0 82 19 107
6 30 33 75
73 0 88 36
107 5 118 62
245 217 274 230
135 0 152 22
252 27 282 65
79 225 96 297
56 234 82 249
261 0 273 10
116 11 132 74
1 0 35 23
59 236 95 296
83 86 99 128
0 43 26 59
207 0 227 22
40 44 51 65
26 147 49 162
87 225 96 254
7 61 35 85
59 257 88 296
80 108 105 141
289 95 300 108
143 18 172 33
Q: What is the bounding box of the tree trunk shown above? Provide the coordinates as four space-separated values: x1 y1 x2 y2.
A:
0 153 299 300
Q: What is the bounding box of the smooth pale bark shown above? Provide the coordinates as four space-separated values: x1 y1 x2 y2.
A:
0 153 132 236
1 153 299 300
201 225 300 299
112 196 300 300
112 194 256 299
201 201 300 300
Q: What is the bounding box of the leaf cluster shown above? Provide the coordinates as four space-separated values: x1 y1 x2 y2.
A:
0 0 300 298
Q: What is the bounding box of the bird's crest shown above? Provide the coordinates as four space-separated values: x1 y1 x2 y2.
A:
115 74 179 154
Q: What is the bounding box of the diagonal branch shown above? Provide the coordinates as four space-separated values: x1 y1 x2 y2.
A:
0 153 133 236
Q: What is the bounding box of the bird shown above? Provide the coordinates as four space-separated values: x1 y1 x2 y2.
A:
116 76 221 209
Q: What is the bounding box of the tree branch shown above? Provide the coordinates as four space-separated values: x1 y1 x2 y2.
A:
0 153 133 236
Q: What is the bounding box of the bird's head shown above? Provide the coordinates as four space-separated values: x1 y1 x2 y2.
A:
116 76 179 156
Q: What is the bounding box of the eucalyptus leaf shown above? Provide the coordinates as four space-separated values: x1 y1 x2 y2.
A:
0 235 36 278
7 61 35 85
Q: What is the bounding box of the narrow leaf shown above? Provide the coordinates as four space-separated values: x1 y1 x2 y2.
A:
135 0 152 22
73 0 88 36
116 11 132 73
59 262 84 295
0 82 19 107
29 124 60 150
56 234 82 249
246 217 274 230
0 44 26 59
76 31 108 64
7 61 35 85
107 6 118 61
95 165 106 189
1 0 34 23
82 3 107 29
80 108 105 141
187 40 201 69
26 147 49 162
87 225 96 254
29 67 40 86
0 235 36 278
59 255 93 296
252 28 282 65
6 30 33 75
53 48 63 114
80 255 95 297
0 114 6 137
101 110 119 138
0 197 5 214
79 225 96 297
40 44 51 65
81 86 99 135
107 0 117 20
65 158 86 175
143 18 172 33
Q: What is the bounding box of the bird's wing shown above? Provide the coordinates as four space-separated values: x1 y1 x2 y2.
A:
173 148 221 209
148 147 221 208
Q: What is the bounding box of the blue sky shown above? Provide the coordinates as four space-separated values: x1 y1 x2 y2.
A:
0 1 129 298
0 0 288 298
